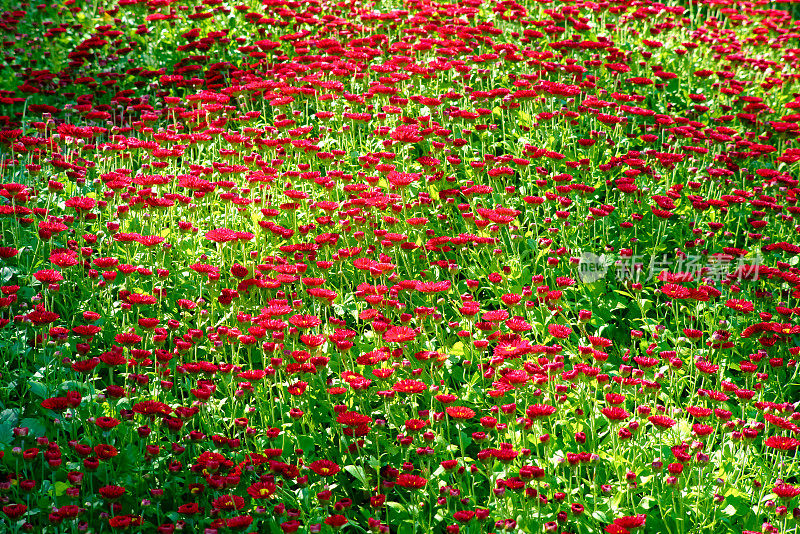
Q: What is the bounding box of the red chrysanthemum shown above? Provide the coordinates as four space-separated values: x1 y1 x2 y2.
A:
648 415 676 429
309 459 340 477
396 473 427 489
212 494 246 511
383 325 417 343
602 407 631 421
392 379 427 394
765 436 800 451
548 323 573 339
131 400 172 416
247 482 276 499
446 406 476 419
526 404 557 420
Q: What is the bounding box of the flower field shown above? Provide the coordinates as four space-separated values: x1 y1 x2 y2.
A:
1 0 800 532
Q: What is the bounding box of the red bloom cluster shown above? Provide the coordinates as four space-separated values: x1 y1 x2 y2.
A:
0 0 799 533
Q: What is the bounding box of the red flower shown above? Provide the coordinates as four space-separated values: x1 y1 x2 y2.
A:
602 407 631 421
660 284 691 299
548 324 572 338
114 332 142 345
0 247 19 259
246 482 276 499
396 473 427 489
94 417 120 430
109 515 143 529
98 485 126 500
131 401 172 416
309 459 340 477
336 411 373 427
3 504 27 519
226 516 253 531
416 281 451 293
383 325 417 343
177 503 202 515
526 404 557 420
392 379 427 394
494 339 531 359
454 510 475 523
108 515 131 529
94 444 118 460
648 415 676 429
446 406 476 420
41 397 70 411
280 520 302 533
204 228 238 243
773 483 800 500
725 299 754 313
667 463 683 475
211 494 246 511
289 314 321 329
685 406 712 418
613 515 646 529
324 515 348 528
493 447 519 463
287 381 308 396
34 269 64 283
765 436 799 451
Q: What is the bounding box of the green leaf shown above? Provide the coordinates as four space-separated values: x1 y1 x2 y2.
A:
18 417 48 438
344 465 370 488
297 435 316 457
638 495 656 510
53 481 71 497
592 510 608 522
386 501 405 513
721 504 738 517
0 266 15 283
0 408 19 445
29 381 48 399
397 520 415 534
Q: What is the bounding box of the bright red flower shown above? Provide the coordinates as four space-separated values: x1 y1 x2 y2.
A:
246 482 276 499
446 406 475 419
548 324 572 338
648 415 676 429
392 379 427 394
602 407 631 421
383 325 417 343
396 473 427 489
309 459 340 477
526 404 557 419
765 436 799 451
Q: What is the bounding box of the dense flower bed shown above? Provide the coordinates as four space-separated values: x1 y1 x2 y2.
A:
0 0 799 532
